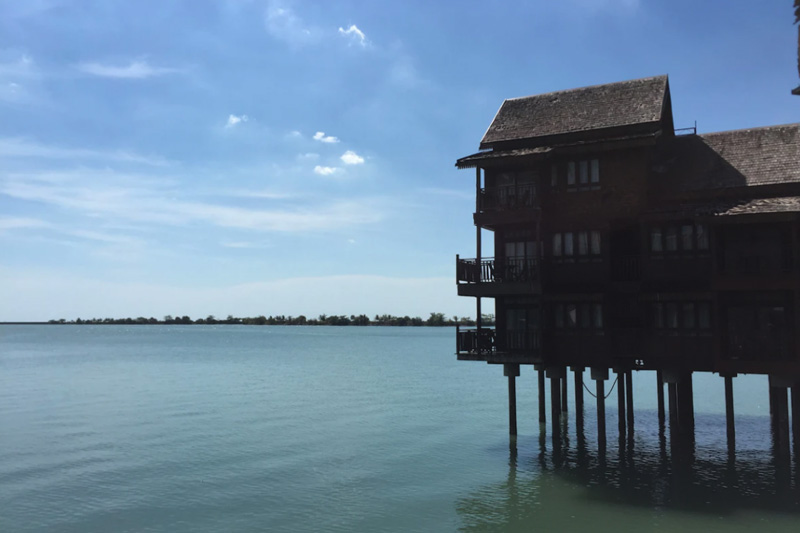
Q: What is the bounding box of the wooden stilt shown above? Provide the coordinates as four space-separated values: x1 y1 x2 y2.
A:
668 382 678 433
550 375 561 439
574 368 584 417
792 384 800 460
617 370 626 437
724 375 735 452
656 370 665 430
677 373 694 435
561 373 568 414
625 370 634 430
773 386 790 458
596 379 606 449
538 367 546 426
504 364 519 437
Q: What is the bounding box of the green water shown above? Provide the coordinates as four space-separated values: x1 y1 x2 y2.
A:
0 325 797 532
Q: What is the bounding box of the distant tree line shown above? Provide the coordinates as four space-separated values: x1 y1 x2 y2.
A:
47 312 496 327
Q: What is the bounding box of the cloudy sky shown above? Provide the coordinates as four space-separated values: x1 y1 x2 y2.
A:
0 0 796 321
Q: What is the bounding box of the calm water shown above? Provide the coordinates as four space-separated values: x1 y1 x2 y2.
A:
1 325 798 532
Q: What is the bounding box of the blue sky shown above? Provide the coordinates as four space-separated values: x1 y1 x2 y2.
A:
0 0 797 321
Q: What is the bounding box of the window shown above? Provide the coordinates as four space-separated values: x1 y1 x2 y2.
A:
590 159 600 183
564 232 574 257
650 223 710 255
554 302 604 333
590 231 601 256
552 234 562 257
650 228 663 252
578 231 589 256
579 161 589 185
652 301 711 334
551 164 558 187
567 162 576 186
559 159 599 190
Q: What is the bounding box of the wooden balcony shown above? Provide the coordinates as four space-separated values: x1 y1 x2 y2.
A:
456 256 540 296
456 326 541 363
474 185 540 228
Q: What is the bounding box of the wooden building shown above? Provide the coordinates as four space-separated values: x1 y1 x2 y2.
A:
455 75 800 449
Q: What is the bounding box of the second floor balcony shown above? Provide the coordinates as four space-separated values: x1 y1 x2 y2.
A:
456 326 541 363
456 256 540 296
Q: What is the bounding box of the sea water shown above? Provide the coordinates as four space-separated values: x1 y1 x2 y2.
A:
1 325 798 532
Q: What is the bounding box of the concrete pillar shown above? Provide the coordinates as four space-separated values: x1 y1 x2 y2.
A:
667 382 678 433
625 369 634 430
616 369 626 437
769 375 791 459
677 372 695 435
537 366 546 426
574 367 584 417
656 370 665 430
723 373 736 452
504 364 519 436
561 374 568 414
592 367 608 450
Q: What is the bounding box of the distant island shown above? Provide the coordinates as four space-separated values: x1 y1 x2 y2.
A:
30 313 495 327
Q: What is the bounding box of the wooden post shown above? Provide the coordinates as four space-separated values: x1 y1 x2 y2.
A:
656 370 665 430
668 382 678 434
561 373 568 414
538 367 546 425
592 368 608 450
792 384 800 461
771 385 790 458
625 369 634 430
677 372 694 435
574 367 584 417
550 375 561 438
505 364 519 436
616 370 626 437
724 374 735 452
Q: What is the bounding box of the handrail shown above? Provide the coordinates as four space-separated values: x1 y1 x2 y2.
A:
456 256 538 284
478 184 538 212
456 326 540 355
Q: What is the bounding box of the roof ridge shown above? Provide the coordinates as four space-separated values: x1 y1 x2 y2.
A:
699 123 800 137
503 74 668 103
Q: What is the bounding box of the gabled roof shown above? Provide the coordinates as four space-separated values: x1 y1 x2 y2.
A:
663 124 800 191
480 75 669 149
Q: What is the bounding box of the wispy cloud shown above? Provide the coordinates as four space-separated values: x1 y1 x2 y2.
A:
0 168 381 233
77 60 180 79
225 114 249 128
0 216 49 231
265 2 315 46
313 131 339 143
0 52 40 103
340 150 364 165
0 138 171 166
338 24 367 47
313 165 340 176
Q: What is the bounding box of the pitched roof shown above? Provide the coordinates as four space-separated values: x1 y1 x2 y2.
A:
480 75 669 148
663 124 800 191
649 196 800 218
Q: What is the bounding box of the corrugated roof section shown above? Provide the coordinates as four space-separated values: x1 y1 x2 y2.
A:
480 75 668 148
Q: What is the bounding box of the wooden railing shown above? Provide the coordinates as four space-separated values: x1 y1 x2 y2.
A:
478 184 538 212
456 256 539 284
612 255 641 281
456 326 540 355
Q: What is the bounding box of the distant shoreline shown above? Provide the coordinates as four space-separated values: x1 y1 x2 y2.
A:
1 313 495 327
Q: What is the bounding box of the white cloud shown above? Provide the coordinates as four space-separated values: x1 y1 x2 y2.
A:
287 130 302 138
225 114 249 128
77 60 180 79
313 131 339 143
340 150 364 165
313 165 340 176
0 137 170 166
0 168 380 233
338 24 367 47
297 152 319 160
0 216 49 231
265 2 315 46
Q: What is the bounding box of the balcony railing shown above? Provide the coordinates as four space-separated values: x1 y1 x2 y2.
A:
456 326 540 356
456 256 539 284
478 184 538 212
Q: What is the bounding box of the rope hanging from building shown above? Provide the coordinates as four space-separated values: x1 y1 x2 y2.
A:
582 376 618 400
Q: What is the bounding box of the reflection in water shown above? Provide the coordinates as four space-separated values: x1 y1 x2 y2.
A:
458 410 800 532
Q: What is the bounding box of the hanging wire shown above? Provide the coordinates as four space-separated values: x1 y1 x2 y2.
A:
582 376 618 400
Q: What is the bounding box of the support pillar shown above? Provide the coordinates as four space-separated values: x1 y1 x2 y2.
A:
769 375 791 459
504 364 519 437
667 382 678 433
723 373 736 452
625 369 634 430
592 368 608 450
536 365 546 426
792 384 800 461
677 372 695 435
574 367 584 417
656 370 666 430
616 369 626 437
561 374 568 414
